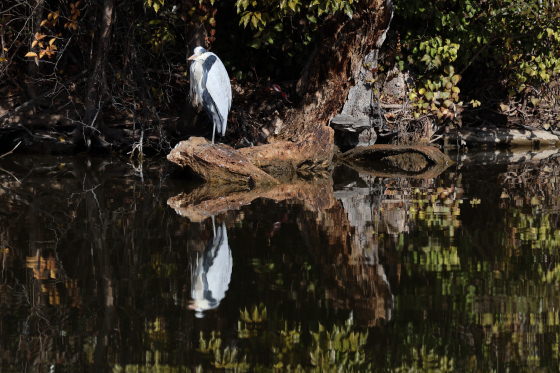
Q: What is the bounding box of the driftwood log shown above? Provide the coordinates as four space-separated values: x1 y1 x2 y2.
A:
168 136 452 185
342 144 454 177
452 148 560 167
167 125 335 186
167 137 280 186
446 127 560 148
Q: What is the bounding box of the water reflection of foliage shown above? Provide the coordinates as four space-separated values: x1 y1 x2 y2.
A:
388 162 560 371
197 304 370 372
376 177 464 273
405 185 463 272
393 346 454 373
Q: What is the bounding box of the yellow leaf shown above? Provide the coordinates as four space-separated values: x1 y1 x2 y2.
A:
40 19 49 27
39 50 46 58
49 38 56 46
31 40 38 48
35 33 46 40
25 51 38 57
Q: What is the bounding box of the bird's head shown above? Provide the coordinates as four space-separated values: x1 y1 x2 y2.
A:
188 46 207 61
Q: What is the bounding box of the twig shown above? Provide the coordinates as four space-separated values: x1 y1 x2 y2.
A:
380 103 405 109
0 166 21 183
430 135 443 143
0 141 21 159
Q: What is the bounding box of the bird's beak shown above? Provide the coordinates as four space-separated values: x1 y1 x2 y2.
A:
187 54 196 61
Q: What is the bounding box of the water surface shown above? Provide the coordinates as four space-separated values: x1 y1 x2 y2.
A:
0 151 559 372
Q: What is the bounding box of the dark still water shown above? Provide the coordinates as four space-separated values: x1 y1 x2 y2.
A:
0 151 559 372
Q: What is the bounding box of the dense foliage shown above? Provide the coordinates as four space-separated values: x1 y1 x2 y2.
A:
394 0 560 122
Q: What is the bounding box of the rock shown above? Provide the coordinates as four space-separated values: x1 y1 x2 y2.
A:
330 114 371 132
342 50 378 118
357 128 378 148
331 49 385 151
167 137 279 186
332 115 378 151
381 67 408 101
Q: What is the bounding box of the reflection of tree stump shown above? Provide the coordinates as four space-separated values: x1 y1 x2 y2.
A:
167 178 336 222
326 259 393 327
168 175 394 326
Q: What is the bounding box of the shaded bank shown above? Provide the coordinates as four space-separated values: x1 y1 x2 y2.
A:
0 0 395 157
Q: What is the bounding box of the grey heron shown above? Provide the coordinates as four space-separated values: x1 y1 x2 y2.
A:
189 219 232 318
188 46 232 144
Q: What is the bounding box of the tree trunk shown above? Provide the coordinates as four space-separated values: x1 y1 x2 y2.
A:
77 0 115 148
277 0 394 143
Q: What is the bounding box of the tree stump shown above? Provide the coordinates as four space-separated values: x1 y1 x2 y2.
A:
168 125 335 185
167 137 279 186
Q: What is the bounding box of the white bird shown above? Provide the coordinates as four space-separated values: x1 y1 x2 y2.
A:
188 46 232 144
189 220 232 318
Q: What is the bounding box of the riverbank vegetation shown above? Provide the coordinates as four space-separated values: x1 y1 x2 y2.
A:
0 0 558 154
393 0 560 132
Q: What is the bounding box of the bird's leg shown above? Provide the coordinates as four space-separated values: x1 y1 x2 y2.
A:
211 121 216 144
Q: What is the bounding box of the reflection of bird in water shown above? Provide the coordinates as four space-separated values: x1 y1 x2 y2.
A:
189 218 232 318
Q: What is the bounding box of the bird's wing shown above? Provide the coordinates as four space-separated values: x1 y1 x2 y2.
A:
203 53 232 135
189 60 204 110
205 223 232 303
